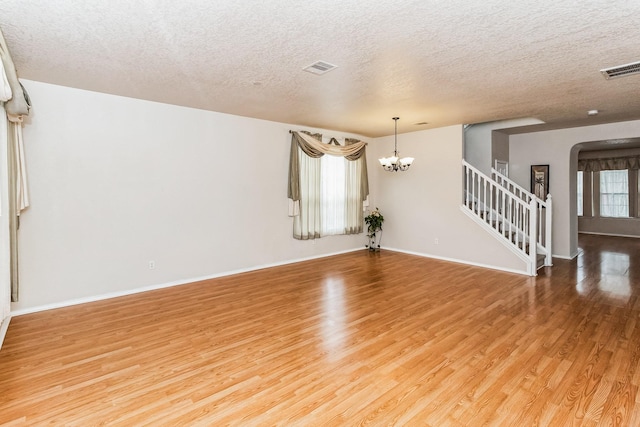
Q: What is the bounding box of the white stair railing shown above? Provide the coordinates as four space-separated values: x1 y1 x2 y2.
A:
491 168 532 204
492 168 552 267
462 160 550 275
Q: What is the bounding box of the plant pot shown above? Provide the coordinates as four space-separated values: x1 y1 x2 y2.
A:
367 229 382 251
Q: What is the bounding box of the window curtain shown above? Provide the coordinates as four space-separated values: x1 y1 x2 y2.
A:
345 137 368 234
578 156 640 172
1 28 31 303
288 131 369 240
7 120 29 301
290 132 322 239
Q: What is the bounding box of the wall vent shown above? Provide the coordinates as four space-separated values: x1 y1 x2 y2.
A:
303 61 338 75
600 60 640 80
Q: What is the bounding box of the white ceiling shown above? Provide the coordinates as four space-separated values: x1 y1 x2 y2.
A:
1 0 639 137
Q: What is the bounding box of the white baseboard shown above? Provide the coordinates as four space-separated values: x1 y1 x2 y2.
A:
553 253 577 260
11 247 363 317
0 316 11 350
383 247 530 276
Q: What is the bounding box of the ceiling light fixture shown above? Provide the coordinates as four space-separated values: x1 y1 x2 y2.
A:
379 117 414 172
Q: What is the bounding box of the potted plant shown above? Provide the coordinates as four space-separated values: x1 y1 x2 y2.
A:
364 208 384 251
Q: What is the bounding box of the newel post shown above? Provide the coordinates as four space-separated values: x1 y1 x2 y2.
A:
545 194 553 266
528 198 538 276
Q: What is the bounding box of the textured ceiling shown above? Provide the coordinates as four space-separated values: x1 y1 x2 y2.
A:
1 0 639 137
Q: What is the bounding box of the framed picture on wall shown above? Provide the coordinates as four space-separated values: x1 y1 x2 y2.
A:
531 165 549 199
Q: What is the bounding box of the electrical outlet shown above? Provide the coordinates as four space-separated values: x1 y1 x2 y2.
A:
434 238 439 245
149 261 155 270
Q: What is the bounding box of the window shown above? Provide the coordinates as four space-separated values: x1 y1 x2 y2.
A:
320 154 347 235
600 170 629 217
577 171 583 216
288 132 369 240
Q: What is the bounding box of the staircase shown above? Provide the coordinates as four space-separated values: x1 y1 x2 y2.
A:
462 160 552 276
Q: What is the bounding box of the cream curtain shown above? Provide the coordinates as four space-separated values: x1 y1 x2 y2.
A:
7 121 19 302
0 104 7 322
0 56 11 101
345 137 368 234
296 134 322 239
288 131 369 240
7 120 29 301
1 27 30 303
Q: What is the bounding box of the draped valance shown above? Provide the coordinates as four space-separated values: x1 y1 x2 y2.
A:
0 30 31 120
578 155 640 172
291 131 367 160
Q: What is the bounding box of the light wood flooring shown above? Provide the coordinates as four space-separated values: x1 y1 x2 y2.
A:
1 234 640 425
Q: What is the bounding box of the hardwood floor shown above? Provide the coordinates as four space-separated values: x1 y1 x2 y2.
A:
1 234 640 425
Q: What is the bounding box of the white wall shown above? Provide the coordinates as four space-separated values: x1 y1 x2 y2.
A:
464 118 543 175
371 125 527 273
509 120 640 258
14 80 373 312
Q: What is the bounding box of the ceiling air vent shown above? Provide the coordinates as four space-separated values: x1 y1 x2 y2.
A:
303 60 338 75
600 60 640 80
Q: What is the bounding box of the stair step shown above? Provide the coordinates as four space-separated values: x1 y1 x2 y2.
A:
537 254 545 268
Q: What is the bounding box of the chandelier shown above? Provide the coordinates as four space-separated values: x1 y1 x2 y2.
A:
378 117 414 172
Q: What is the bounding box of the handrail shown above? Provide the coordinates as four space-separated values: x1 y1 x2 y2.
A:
492 167 548 209
491 168 533 203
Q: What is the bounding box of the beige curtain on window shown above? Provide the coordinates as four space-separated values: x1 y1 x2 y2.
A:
1 28 30 302
7 120 29 301
288 132 322 239
295 146 322 239
578 156 640 172
345 137 369 234
288 131 369 240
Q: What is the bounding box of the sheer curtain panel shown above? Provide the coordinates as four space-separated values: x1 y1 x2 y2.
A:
577 171 583 216
600 170 629 218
